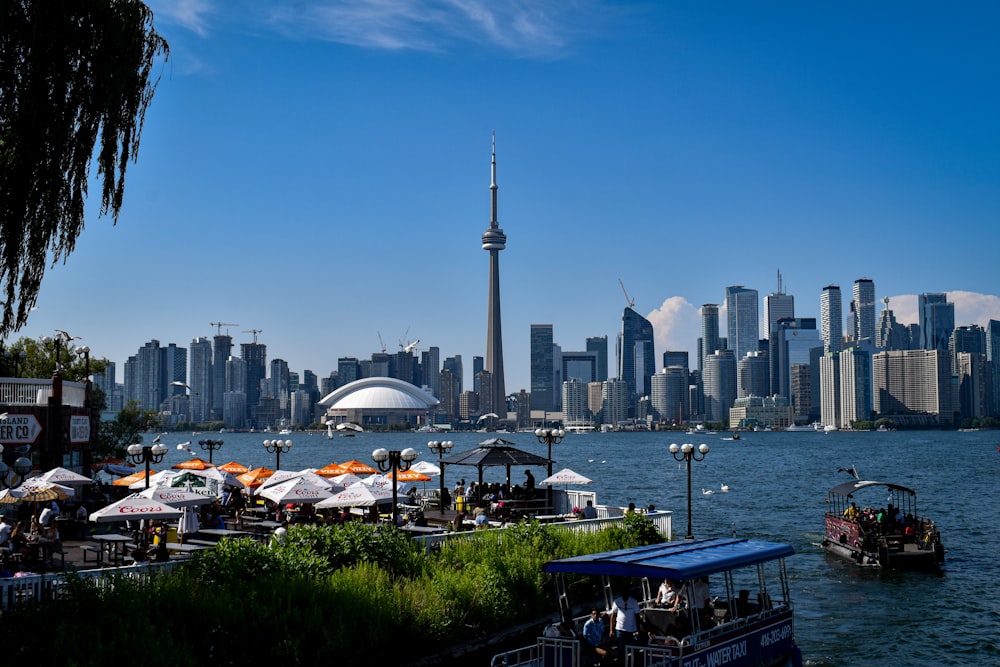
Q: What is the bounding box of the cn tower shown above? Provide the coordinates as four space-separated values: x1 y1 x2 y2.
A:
482 133 507 407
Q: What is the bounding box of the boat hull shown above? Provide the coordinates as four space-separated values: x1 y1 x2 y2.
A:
823 515 944 571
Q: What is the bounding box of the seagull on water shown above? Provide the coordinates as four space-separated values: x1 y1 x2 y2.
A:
721 483 730 492
702 488 714 495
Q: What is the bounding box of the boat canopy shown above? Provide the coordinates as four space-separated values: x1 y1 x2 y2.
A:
827 480 916 498
543 538 794 581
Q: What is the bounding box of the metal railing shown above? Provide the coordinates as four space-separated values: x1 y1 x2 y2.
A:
0 379 87 407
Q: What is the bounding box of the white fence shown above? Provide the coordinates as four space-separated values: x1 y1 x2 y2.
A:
0 379 87 407
0 560 184 612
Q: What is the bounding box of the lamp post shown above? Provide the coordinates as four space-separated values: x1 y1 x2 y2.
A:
198 439 224 464
372 447 417 525
263 439 292 470
427 440 453 515
76 345 91 405
535 427 565 510
127 440 168 490
0 449 33 488
669 442 710 540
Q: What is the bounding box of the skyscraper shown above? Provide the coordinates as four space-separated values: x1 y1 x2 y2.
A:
586 335 609 382
919 292 955 353
725 286 759 366
763 272 794 339
852 278 876 345
530 324 555 412
703 349 737 423
820 285 843 354
482 135 507 410
212 333 233 420
189 337 212 423
618 306 655 413
700 304 720 372
240 340 266 428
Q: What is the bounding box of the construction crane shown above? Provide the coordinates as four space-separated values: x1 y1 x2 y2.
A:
210 322 239 336
377 332 387 353
618 278 635 309
243 328 263 344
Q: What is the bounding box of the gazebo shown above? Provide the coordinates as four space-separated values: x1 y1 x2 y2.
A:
438 438 551 506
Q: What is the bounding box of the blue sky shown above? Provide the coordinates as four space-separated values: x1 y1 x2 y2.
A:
18 1 1000 392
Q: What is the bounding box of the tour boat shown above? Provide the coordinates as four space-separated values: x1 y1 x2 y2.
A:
822 478 944 571
491 537 802 667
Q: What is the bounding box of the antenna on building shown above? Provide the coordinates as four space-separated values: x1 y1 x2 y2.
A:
242 328 263 344
210 322 239 336
618 278 635 309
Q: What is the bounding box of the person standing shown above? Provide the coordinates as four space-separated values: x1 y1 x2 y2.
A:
582 608 610 664
524 469 536 497
609 588 641 655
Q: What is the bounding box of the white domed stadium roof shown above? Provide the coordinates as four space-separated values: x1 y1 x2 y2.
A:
319 377 439 411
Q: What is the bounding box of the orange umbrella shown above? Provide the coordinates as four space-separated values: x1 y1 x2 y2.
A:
113 469 157 487
173 457 216 470
237 466 275 489
389 469 432 482
218 461 250 475
339 459 377 475
315 462 348 477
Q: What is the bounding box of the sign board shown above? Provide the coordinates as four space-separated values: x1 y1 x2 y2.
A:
0 413 42 445
70 415 91 444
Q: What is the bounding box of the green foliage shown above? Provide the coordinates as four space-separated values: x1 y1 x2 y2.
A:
96 399 161 459
602 511 666 547
0 0 169 336
5 518 670 663
0 335 108 382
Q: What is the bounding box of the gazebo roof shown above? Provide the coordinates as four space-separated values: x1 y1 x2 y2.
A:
440 444 550 468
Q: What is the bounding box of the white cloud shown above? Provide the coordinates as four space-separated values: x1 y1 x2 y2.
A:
885 291 1000 328
147 0 214 37
645 296 699 361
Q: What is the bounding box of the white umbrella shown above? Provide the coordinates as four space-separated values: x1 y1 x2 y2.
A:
139 486 215 508
257 470 339 495
39 466 93 486
330 472 363 487
253 469 301 494
89 493 183 523
361 473 409 493
410 461 441 477
130 469 178 490
190 466 245 490
538 468 593 487
316 482 393 508
178 505 200 537
257 478 335 505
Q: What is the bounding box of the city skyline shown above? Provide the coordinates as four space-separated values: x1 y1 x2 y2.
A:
12 1 1000 393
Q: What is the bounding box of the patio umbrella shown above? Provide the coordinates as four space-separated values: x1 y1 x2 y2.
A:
315 462 348 477
410 461 441 477
256 470 339 495
139 486 215 508
89 493 183 523
130 470 178 490
257 478 335 505
17 479 75 502
191 466 245 490
538 468 593 487
0 488 24 505
168 470 223 498
389 469 432 483
237 466 274 489
361 473 408 493
172 457 216 470
338 459 377 475
218 461 249 475
177 505 200 537
114 469 157 487
39 466 93 486
316 482 393 508
330 472 363 487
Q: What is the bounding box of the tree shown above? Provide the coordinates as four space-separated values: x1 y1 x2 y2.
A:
0 1 169 336
1 335 107 383
97 399 160 460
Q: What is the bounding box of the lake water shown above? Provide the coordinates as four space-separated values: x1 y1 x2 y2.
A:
145 428 1000 666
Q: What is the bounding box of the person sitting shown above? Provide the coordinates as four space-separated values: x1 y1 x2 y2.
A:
656 578 679 608
0 515 12 549
473 506 490 529
735 589 757 617
451 510 468 532
582 500 598 520
130 546 150 565
543 611 577 638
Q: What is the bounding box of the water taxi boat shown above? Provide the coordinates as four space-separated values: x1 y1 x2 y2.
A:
491 537 801 667
821 478 944 571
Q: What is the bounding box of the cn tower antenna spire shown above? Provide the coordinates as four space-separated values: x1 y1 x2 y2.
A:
482 133 507 412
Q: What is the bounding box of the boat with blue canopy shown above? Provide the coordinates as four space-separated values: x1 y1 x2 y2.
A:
491 537 801 667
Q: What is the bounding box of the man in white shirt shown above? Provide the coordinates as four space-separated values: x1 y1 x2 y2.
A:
609 589 640 654
0 516 11 547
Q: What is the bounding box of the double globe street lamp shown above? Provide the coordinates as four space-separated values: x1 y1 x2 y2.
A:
427 440 454 515
669 442 710 540
372 447 417 525
198 439 224 464
263 439 293 470
0 448 33 488
535 427 565 510
127 440 168 490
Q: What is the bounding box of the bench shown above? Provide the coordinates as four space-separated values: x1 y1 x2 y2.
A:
185 539 217 547
80 544 103 565
46 548 68 571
